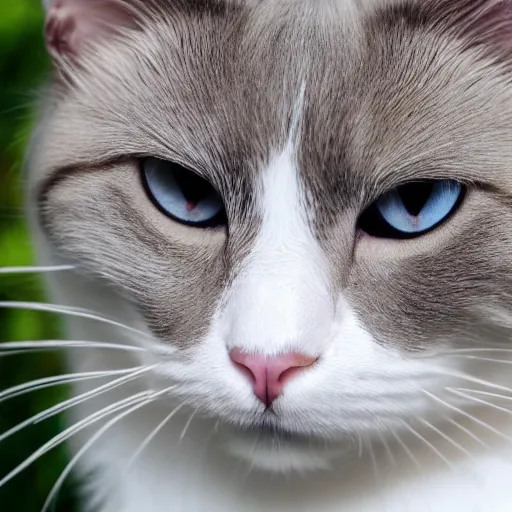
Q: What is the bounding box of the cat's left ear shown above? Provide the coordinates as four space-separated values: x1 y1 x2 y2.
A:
429 0 512 51
42 0 140 62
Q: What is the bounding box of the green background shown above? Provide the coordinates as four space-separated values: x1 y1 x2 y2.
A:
0 1 79 510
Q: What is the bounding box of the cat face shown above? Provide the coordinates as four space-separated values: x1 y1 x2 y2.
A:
33 0 512 471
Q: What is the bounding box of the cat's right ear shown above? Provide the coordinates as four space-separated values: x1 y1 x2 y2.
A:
42 0 140 63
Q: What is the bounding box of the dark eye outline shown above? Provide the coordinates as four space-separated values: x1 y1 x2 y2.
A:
358 180 466 240
140 158 227 229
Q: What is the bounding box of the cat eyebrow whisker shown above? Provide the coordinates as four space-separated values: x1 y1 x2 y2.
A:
0 367 143 404
0 265 75 274
0 364 159 446
0 301 149 337
41 384 179 512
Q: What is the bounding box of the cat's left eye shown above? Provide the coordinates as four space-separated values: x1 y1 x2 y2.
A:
142 158 226 227
359 180 465 239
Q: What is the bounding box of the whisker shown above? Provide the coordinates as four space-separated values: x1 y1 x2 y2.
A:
418 417 472 458
448 388 512 416
0 368 140 404
180 408 198 443
446 417 488 449
0 265 74 275
0 340 145 354
377 429 396 467
0 365 157 444
0 391 151 490
437 355 512 365
0 301 147 337
453 388 512 402
122 398 184 477
389 428 421 470
400 420 454 469
41 386 177 512
421 365 512 395
422 389 512 442
357 433 364 459
366 436 382 489
423 348 512 357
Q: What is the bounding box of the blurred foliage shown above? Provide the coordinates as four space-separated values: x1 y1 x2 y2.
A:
0 1 78 511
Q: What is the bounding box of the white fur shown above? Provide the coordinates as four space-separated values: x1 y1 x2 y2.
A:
221 145 332 358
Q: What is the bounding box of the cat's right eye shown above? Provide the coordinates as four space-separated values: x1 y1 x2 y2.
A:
142 158 226 227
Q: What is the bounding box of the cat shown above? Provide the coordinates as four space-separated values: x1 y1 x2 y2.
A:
7 0 512 510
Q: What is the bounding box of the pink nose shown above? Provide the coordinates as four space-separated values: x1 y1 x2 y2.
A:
229 348 318 407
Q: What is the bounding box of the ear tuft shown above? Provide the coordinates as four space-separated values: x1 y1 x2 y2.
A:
43 0 139 61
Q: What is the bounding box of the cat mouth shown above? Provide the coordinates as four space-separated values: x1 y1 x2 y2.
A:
234 420 323 447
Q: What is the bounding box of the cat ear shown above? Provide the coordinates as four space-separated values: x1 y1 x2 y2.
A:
42 0 140 61
429 0 512 51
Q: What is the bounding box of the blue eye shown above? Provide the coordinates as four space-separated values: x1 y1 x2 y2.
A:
360 180 464 238
143 158 225 227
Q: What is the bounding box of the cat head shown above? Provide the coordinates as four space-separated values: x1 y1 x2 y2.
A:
33 0 512 472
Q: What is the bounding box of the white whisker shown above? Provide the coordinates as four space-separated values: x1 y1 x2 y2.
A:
446 417 488 448
0 365 157 444
0 391 151 490
377 429 396 467
440 355 512 365
122 398 184 477
367 436 380 482
401 420 454 469
418 417 472 458
179 407 198 443
448 388 512 416
421 365 512 395
0 301 147 337
454 388 512 402
0 368 139 404
0 265 74 275
0 340 145 354
41 387 177 512
422 389 512 442
424 348 512 357
390 428 420 470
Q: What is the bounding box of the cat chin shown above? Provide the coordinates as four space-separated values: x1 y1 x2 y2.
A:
223 430 349 473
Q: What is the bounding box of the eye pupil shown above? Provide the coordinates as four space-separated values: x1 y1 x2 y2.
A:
398 182 434 217
175 167 214 205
